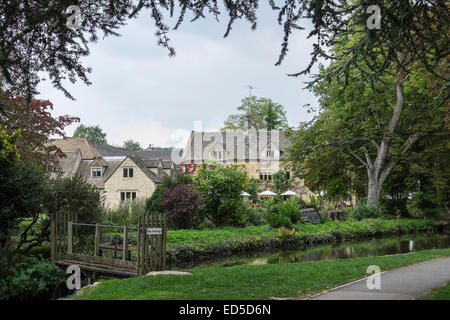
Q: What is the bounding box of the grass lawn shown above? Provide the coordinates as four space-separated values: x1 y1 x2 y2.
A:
418 282 450 300
76 248 450 300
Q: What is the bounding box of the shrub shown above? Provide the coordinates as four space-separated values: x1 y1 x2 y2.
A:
265 197 305 228
237 204 264 226
267 212 292 228
161 185 202 229
409 192 446 220
381 198 409 217
350 203 380 220
0 253 65 300
278 227 298 241
194 163 249 227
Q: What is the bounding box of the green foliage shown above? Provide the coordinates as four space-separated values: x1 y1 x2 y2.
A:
145 174 192 213
73 124 107 145
223 96 288 130
381 198 409 218
273 170 290 194
0 253 65 300
0 126 20 163
325 177 348 203
122 139 142 151
409 192 446 220
265 197 305 228
45 175 103 224
239 205 264 226
0 160 46 251
350 204 381 221
104 200 146 226
278 227 298 241
194 163 249 227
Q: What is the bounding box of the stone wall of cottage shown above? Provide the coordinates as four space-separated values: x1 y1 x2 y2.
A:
104 157 156 209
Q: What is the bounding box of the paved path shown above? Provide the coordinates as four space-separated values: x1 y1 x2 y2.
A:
310 257 450 300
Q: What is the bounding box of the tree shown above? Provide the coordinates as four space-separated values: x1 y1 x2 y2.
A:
123 139 142 151
73 124 107 145
161 184 201 229
223 96 288 130
145 174 192 213
0 90 79 169
0 159 47 251
1 1 447 105
325 178 348 203
273 170 290 194
194 163 249 226
0 126 20 163
287 61 447 206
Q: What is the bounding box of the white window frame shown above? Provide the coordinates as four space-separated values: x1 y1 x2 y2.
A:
120 191 137 202
91 167 102 178
266 150 274 159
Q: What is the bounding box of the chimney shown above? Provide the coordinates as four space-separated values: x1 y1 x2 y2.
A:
147 144 154 150
243 115 250 130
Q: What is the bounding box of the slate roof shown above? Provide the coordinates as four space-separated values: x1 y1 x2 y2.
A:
182 130 289 162
50 138 178 188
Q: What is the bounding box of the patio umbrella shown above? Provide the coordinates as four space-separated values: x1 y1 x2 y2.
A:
258 190 277 197
240 191 251 197
280 190 298 196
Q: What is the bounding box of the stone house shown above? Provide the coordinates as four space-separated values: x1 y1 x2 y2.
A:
180 122 314 201
51 138 180 209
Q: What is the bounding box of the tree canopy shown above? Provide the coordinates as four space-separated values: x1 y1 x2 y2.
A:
123 139 143 151
223 96 288 130
3 1 447 106
73 124 107 145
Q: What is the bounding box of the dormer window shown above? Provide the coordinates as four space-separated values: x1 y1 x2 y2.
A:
123 167 134 178
266 150 274 159
91 167 102 178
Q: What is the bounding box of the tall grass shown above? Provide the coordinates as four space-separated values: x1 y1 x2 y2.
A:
104 200 147 226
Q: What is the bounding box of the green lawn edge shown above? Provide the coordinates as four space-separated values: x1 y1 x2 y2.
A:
417 281 450 300
76 248 450 300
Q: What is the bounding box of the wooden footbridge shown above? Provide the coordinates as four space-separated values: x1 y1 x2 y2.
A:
50 212 167 277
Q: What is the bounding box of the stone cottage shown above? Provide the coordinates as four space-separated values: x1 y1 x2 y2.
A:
50 138 180 209
180 121 314 201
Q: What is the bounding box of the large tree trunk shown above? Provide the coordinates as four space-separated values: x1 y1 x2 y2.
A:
367 171 381 207
345 77 422 207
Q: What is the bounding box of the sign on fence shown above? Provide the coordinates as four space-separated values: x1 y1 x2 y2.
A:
146 228 162 235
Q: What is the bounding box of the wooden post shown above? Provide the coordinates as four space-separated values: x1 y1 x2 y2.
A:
50 213 56 262
94 223 100 257
137 216 141 276
68 221 73 255
162 212 167 270
122 226 128 261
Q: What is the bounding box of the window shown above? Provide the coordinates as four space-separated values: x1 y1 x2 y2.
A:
260 172 273 181
211 151 222 160
120 191 136 202
123 168 134 178
266 150 274 159
91 167 102 178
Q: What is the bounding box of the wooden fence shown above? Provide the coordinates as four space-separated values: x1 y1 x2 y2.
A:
51 211 167 277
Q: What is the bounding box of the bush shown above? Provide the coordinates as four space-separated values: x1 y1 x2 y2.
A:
381 198 409 217
194 163 249 227
267 212 292 228
350 203 380 220
0 253 65 300
146 174 192 213
265 197 305 228
161 184 202 229
278 227 298 241
409 192 446 220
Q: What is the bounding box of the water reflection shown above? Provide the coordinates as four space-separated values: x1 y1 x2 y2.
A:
217 233 450 268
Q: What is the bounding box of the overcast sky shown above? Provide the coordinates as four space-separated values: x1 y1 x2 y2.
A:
37 4 319 149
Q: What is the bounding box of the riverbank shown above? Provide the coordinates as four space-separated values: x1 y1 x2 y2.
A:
417 282 450 300
76 248 450 300
166 218 433 266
